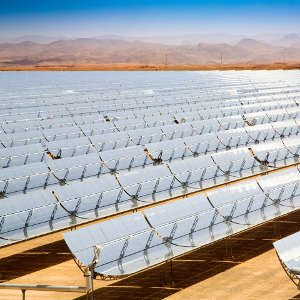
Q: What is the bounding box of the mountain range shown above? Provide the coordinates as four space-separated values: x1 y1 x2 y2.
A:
0 34 300 66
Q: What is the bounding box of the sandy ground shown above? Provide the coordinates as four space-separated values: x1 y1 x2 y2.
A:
1 250 298 300
166 249 299 300
1 62 300 71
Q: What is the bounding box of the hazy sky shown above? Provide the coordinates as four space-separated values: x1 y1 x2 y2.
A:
1 0 299 38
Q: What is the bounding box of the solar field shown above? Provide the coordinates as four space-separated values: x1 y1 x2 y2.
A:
1 70 300 299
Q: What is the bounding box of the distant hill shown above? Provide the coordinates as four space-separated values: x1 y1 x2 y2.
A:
0 35 64 44
236 39 275 52
271 34 300 48
0 37 299 66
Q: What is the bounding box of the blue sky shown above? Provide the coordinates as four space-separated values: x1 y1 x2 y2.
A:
1 0 299 38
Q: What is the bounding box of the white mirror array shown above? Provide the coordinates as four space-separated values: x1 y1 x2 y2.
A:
2 132 300 246
1 70 300 248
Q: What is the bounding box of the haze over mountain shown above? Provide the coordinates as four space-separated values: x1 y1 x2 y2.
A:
0 35 66 44
1 34 300 66
2 33 300 46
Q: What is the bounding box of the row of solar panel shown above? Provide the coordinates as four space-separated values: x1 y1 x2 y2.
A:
1 86 299 125
1 135 299 246
1 99 300 152
1 119 300 191
0 77 295 94
1 113 300 170
2 81 299 111
63 166 300 276
3 70 300 97
1 93 300 139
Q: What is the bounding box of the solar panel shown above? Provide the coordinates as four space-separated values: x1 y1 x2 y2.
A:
2 70 300 249
274 231 300 288
0 143 45 167
2 134 300 245
63 165 300 277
